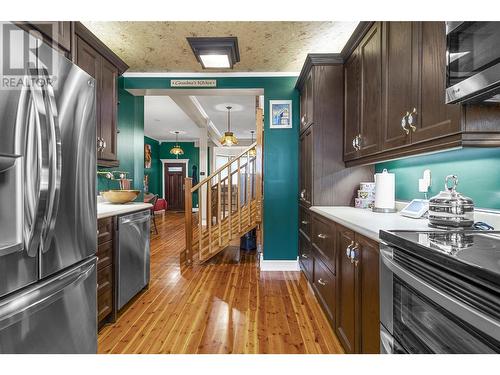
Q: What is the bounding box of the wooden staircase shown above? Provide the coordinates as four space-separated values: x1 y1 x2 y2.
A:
181 108 263 266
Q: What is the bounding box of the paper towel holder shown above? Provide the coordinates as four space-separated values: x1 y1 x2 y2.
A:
372 168 397 213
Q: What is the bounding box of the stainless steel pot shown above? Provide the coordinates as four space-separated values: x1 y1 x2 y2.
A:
428 175 474 229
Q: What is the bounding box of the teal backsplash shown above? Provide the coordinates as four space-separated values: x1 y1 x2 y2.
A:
375 148 500 209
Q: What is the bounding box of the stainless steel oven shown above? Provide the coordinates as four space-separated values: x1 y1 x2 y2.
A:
446 22 500 103
379 242 500 353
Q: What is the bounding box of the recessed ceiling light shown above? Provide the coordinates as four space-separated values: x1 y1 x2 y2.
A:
199 54 230 68
187 37 240 69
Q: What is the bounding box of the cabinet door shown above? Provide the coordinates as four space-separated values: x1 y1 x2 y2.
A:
381 22 415 150
76 36 102 157
359 22 382 157
305 69 314 127
299 127 313 206
99 58 118 162
335 226 357 354
357 235 380 354
411 22 462 143
21 22 72 53
300 86 307 133
344 51 360 161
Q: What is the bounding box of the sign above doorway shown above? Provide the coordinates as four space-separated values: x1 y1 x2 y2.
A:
170 79 217 88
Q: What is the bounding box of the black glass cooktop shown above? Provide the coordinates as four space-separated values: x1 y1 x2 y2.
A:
380 230 500 291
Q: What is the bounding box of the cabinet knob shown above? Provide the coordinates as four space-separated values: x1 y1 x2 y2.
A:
346 240 355 259
317 233 328 239
357 134 362 150
317 278 327 286
300 189 306 200
407 108 417 132
301 253 308 259
350 243 360 266
401 112 410 135
301 220 309 225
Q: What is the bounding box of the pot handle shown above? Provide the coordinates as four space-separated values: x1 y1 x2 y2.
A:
445 175 458 192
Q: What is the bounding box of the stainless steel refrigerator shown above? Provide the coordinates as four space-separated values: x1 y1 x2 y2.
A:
0 22 97 353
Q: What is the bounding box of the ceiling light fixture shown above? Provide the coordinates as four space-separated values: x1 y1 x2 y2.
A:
170 131 184 158
187 37 240 69
220 106 238 146
249 130 256 157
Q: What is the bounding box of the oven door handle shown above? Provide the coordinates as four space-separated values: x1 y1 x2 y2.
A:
380 248 500 341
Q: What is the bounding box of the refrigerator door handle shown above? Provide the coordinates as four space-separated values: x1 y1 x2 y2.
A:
21 72 51 258
40 71 62 253
0 259 95 331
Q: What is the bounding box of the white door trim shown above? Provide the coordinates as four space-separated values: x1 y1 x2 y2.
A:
161 159 190 203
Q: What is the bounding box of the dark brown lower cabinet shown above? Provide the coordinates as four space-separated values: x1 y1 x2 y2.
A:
298 210 380 354
97 217 116 328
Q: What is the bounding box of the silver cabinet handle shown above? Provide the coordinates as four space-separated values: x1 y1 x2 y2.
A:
301 253 308 259
300 189 306 200
317 233 327 239
346 240 354 259
407 107 417 132
301 115 306 125
352 136 357 151
301 220 309 225
401 112 410 135
350 243 360 266
356 134 362 150
102 140 107 150
317 278 327 286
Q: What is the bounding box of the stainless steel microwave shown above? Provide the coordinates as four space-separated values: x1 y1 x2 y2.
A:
446 21 500 103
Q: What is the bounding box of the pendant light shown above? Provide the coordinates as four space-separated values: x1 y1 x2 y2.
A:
170 131 184 158
220 106 238 146
249 130 256 157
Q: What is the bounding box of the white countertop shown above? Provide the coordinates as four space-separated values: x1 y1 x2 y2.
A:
97 202 152 219
309 206 432 242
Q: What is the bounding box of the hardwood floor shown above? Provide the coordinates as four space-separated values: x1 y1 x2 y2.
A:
98 212 344 354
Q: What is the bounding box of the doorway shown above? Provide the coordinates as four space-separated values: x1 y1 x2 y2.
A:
164 162 186 211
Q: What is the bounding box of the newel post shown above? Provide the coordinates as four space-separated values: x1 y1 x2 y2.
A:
184 177 193 265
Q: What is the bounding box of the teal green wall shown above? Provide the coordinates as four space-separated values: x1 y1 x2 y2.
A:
375 147 500 210
144 136 161 195
123 76 299 260
159 141 200 208
97 77 145 200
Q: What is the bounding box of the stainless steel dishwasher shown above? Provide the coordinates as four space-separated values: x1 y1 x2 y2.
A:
117 209 151 310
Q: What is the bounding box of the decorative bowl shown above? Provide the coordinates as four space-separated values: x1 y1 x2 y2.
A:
101 190 140 204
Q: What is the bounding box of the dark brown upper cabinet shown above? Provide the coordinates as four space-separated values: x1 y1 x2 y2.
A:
300 69 314 132
381 22 415 151
15 22 72 57
343 22 382 161
343 21 500 167
359 23 382 157
296 54 347 207
74 22 128 168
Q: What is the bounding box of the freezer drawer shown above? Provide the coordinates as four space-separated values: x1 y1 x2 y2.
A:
0 257 97 354
117 210 150 310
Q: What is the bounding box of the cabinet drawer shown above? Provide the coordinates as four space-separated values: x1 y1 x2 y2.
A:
299 206 311 238
314 256 336 325
312 214 336 273
97 264 113 296
98 217 114 245
299 232 314 282
97 240 113 270
97 287 112 323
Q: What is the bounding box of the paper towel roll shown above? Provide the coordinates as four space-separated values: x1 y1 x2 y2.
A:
374 169 395 210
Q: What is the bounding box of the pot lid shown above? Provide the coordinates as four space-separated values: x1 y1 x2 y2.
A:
429 175 474 206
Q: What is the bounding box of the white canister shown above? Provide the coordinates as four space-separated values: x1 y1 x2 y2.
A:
373 169 396 212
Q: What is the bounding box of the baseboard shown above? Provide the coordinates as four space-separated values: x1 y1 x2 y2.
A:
259 254 300 271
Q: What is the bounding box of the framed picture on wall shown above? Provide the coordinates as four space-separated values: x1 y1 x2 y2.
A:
144 144 152 168
269 100 292 129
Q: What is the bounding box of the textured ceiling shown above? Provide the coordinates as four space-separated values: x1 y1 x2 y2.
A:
82 21 359 72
